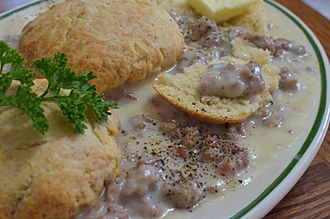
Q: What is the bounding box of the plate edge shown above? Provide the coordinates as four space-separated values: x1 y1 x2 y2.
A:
0 1 329 219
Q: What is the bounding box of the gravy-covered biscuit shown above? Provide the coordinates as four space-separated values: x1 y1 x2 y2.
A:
19 0 184 92
154 57 278 124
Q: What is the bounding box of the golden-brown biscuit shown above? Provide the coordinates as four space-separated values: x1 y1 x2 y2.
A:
228 0 269 34
19 0 184 92
0 79 121 219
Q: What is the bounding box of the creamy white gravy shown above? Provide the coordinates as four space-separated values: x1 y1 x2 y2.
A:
98 8 319 219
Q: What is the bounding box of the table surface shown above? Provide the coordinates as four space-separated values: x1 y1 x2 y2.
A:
0 0 329 218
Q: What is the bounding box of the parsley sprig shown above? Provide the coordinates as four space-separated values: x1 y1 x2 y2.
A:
0 41 118 134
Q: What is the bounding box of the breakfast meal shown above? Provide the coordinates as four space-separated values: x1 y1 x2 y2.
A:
0 0 322 218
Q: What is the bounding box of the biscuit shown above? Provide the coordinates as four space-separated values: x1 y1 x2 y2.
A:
0 79 121 219
153 57 277 124
155 0 192 12
19 0 184 92
228 0 269 34
232 38 271 65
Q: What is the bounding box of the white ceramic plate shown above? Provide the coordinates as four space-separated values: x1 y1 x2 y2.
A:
0 0 329 218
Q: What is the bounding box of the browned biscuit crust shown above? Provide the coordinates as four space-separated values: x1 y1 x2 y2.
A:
154 82 260 124
19 0 184 92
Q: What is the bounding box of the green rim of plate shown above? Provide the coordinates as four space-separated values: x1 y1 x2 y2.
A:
0 0 327 218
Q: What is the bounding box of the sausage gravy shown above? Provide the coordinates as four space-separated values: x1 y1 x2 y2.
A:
79 6 320 219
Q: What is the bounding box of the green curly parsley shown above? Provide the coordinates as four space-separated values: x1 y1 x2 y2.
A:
0 41 118 134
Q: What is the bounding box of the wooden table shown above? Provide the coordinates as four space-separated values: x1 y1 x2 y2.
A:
0 0 329 218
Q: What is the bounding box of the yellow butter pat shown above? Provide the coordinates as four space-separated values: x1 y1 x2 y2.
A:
187 0 256 22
